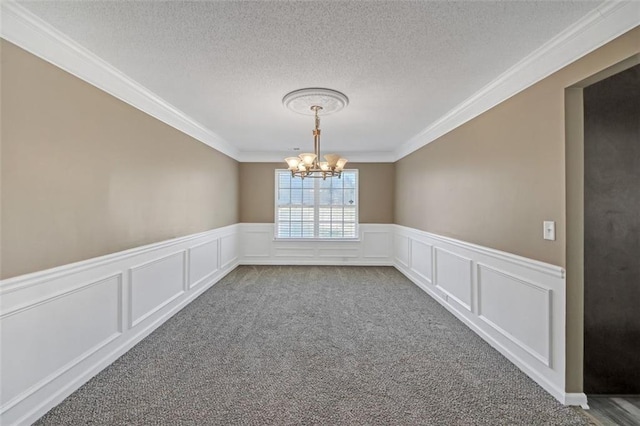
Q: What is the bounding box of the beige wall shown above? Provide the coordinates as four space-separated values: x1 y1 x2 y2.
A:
240 162 394 223
395 27 640 268
1 41 239 279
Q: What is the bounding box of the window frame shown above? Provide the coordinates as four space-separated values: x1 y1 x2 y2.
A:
273 169 359 241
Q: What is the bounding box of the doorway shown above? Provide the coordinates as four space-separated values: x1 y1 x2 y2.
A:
582 63 640 395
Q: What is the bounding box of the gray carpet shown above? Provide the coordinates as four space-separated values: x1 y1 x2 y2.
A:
36 266 590 425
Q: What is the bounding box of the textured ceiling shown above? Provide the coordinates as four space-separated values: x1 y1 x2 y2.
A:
17 1 603 159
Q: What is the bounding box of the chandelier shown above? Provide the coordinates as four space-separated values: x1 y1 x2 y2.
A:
283 88 349 179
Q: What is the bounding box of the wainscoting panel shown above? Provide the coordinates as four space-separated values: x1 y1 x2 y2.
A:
188 240 219 289
434 248 473 312
362 231 393 259
392 225 578 406
0 224 239 426
394 233 410 268
220 233 239 270
240 230 271 258
0 274 122 415
410 239 432 283
129 251 186 328
477 264 551 366
239 223 394 266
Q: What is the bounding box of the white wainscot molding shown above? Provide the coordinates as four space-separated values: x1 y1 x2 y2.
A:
0 224 239 426
392 225 583 407
239 223 394 266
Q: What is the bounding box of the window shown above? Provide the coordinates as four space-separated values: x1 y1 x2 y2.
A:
275 170 358 239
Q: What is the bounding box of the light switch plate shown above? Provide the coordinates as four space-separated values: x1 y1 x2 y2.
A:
543 221 556 241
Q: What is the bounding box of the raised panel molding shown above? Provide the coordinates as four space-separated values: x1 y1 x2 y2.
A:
0 224 239 426
241 231 272 258
477 264 551 366
188 239 220 289
0 274 122 413
129 251 186 328
392 224 575 407
394 233 410 268
410 239 433 284
434 247 473 312
220 234 239 269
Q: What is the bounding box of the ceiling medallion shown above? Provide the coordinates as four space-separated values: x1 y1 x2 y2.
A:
283 88 349 179
282 88 349 115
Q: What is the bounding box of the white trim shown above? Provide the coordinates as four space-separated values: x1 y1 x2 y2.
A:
477 263 552 367
397 259 569 404
1 332 122 415
238 151 396 163
0 272 122 319
8 264 238 426
393 1 640 161
0 274 123 414
0 225 240 426
564 393 589 409
0 1 239 160
433 247 473 312
187 240 220 289
409 239 433 283
127 250 186 328
392 225 578 405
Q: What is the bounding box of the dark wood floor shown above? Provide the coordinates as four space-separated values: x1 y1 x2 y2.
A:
584 396 640 426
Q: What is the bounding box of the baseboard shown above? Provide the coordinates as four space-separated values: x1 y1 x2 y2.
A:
564 393 589 409
0 226 240 426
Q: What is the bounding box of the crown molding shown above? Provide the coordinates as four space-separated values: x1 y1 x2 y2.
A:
2 1 637 164
0 1 239 160
393 1 640 161
237 150 396 163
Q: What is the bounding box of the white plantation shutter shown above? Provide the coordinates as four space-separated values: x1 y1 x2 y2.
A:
275 170 358 239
